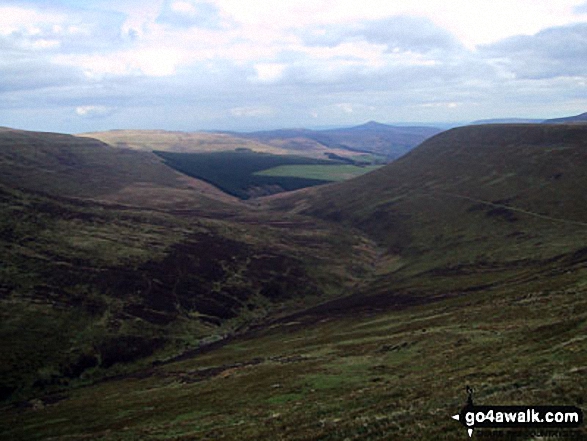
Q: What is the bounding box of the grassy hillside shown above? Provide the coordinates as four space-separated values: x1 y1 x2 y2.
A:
255 164 382 182
272 124 587 278
544 112 587 124
0 129 377 403
0 128 238 209
83 122 441 165
80 130 294 155
1 124 586 440
195 121 587 331
80 129 360 161
2 280 584 440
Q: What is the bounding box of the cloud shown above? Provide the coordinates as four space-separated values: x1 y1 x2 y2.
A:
480 23 587 79
302 16 463 54
250 63 287 83
156 0 227 29
230 106 274 117
0 1 586 132
574 2 587 14
0 58 82 93
75 105 116 118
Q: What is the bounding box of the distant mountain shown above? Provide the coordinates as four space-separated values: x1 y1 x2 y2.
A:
470 118 543 124
543 112 587 124
238 121 442 160
81 129 374 162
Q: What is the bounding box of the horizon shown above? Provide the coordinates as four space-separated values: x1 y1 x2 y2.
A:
2 118 527 135
1 0 587 133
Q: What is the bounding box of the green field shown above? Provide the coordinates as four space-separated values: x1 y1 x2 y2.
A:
154 150 338 199
255 164 382 181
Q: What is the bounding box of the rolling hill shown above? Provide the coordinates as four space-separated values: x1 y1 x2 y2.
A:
82 122 442 163
267 123 587 313
1 124 586 440
80 129 364 161
0 128 376 404
239 121 442 160
543 111 587 124
0 127 239 209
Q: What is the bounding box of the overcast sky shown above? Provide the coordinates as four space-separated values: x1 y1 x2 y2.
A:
1 0 587 133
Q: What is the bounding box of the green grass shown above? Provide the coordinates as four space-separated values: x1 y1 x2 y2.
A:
2 284 585 440
155 150 336 199
255 164 382 182
0 180 376 403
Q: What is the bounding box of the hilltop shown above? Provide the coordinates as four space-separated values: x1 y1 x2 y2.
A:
82 121 441 163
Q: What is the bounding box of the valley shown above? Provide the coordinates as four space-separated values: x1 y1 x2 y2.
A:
1 122 586 440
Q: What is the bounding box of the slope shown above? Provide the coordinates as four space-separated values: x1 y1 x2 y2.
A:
270 123 587 298
0 127 238 209
2 124 586 440
79 129 359 161
0 128 377 403
543 112 587 124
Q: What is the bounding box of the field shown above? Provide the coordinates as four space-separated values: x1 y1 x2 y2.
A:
255 164 382 182
154 150 340 199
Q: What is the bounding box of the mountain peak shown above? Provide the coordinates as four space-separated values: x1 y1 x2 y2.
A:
357 121 390 129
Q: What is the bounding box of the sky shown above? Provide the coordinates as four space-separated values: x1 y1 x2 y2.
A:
1 0 587 133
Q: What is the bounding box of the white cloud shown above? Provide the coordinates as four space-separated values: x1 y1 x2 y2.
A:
251 63 286 83
230 106 274 117
0 6 65 36
75 105 115 118
1 0 587 132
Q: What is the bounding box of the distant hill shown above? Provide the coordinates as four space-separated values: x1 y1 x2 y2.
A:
543 112 587 124
80 129 364 161
470 118 543 124
0 127 238 208
80 129 293 155
81 123 442 166
239 121 442 160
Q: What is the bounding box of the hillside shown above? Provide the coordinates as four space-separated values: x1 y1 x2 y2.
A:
0 128 376 403
240 121 441 160
1 124 586 440
470 118 543 124
80 129 362 161
270 124 587 296
83 123 442 165
544 112 587 124
0 127 238 209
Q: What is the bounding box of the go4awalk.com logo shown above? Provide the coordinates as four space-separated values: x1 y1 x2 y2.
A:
451 386 584 438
